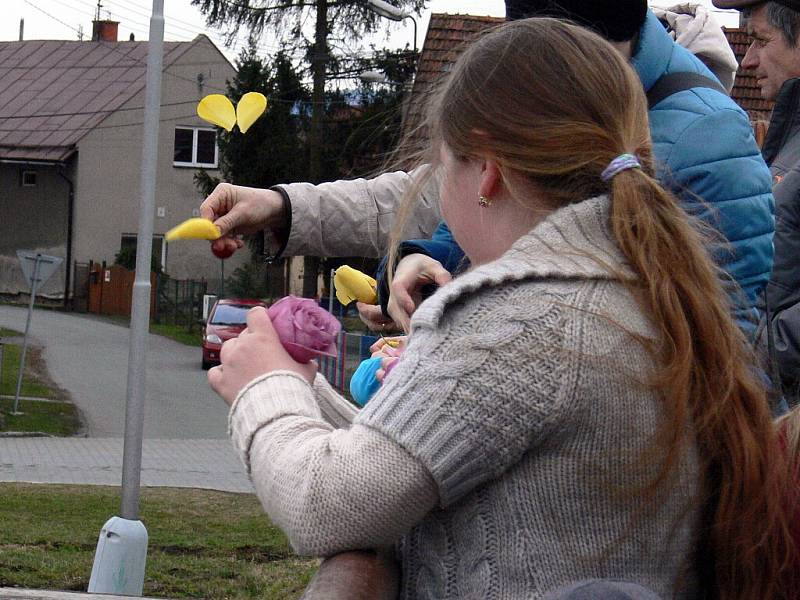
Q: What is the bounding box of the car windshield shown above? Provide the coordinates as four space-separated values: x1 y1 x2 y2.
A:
210 304 253 325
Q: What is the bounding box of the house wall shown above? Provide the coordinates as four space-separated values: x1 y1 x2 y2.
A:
0 162 72 298
72 36 247 295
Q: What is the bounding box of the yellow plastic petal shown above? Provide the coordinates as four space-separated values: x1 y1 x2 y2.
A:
334 265 378 305
165 218 221 242
236 92 268 134
197 94 236 132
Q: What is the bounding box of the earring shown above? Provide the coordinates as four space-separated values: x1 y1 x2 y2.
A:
478 195 491 207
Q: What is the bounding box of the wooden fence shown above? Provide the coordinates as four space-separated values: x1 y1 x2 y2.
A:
87 262 156 317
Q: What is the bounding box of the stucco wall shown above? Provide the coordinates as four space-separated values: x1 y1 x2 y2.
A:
0 163 71 297
72 36 247 294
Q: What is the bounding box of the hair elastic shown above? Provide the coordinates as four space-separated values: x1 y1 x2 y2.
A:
601 153 641 182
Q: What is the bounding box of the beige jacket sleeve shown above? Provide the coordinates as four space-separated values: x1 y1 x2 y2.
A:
278 166 442 258
229 371 438 557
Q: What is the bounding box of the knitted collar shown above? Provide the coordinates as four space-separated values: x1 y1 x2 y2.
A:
412 195 634 329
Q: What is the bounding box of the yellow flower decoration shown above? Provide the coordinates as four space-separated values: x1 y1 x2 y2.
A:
197 92 268 134
165 218 221 241
334 265 378 305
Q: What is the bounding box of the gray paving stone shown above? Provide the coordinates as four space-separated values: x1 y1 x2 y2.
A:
0 437 252 493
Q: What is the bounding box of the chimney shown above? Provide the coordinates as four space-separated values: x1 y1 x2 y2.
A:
92 19 119 42
18 18 23 41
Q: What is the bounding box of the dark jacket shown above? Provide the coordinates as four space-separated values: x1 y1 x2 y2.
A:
761 77 800 400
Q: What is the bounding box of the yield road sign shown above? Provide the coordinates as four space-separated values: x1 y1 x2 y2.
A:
16 251 63 288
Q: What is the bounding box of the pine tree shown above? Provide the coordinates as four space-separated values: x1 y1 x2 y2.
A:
193 0 423 296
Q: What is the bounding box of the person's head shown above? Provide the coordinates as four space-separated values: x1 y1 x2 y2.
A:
393 17 796 599
504 0 647 41
714 0 800 100
504 0 647 57
431 18 649 264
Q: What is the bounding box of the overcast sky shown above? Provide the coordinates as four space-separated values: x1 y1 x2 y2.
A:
1 0 740 65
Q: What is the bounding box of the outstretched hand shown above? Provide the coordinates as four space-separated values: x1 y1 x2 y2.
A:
387 254 452 332
200 183 286 258
208 306 316 406
357 302 401 333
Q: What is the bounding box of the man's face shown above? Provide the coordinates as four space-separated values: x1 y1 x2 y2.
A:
742 4 800 101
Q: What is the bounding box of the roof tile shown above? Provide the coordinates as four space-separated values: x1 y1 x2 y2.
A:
404 17 774 143
0 38 192 161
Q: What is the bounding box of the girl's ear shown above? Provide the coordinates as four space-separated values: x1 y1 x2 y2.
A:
479 159 503 200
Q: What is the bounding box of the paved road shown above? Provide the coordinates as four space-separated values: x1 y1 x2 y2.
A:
0 305 228 439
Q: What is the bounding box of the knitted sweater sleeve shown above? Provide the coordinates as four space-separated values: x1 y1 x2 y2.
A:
358 285 580 507
228 370 439 557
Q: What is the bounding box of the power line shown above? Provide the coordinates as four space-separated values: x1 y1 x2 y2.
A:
102 0 290 56
23 0 231 93
0 99 202 120
23 0 84 38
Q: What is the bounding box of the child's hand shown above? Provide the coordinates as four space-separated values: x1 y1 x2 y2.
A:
376 357 400 384
387 254 451 332
208 307 317 406
370 336 407 358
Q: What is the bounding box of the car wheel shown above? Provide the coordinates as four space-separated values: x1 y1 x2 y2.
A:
202 358 212 370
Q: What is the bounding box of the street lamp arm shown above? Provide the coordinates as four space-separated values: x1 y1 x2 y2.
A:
406 14 417 54
366 0 408 21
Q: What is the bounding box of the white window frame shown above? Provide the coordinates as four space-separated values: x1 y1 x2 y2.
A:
173 126 218 168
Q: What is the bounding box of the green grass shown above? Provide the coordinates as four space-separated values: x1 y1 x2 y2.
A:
0 483 318 598
0 343 59 399
0 397 80 435
0 327 22 337
149 322 202 347
0 334 78 435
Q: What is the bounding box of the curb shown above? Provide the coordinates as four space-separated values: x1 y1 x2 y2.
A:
0 588 166 599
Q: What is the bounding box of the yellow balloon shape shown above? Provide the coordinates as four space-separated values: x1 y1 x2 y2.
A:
236 92 268 134
165 218 221 242
197 94 236 132
334 265 378 305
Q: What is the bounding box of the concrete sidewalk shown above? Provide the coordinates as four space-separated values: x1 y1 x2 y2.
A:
0 437 252 493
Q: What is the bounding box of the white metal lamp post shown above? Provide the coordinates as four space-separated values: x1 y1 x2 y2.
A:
366 0 418 52
87 0 164 595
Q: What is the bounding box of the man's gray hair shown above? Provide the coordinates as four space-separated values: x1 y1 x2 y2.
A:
743 2 800 47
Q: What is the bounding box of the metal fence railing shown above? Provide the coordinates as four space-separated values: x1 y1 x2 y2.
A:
318 332 380 395
154 275 208 330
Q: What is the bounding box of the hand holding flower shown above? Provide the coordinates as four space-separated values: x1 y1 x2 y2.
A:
267 296 341 363
208 306 317 405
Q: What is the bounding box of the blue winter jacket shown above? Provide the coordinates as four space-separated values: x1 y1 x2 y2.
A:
377 10 775 338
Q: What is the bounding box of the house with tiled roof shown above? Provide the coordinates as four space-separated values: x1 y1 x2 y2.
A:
0 19 242 300
403 13 503 147
404 14 772 145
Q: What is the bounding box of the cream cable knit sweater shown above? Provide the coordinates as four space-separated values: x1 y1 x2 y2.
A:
229 195 702 600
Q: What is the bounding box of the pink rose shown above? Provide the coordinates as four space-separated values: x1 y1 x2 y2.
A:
267 295 341 363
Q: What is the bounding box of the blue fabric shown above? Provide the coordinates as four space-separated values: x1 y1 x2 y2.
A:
350 356 384 407
375 221 466 286
379 10 775 338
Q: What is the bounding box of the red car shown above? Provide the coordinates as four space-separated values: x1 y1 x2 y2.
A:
202 298 266 370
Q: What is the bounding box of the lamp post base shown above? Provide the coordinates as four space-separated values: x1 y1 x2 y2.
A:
88 516 148 596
